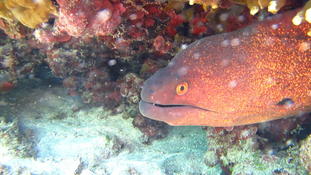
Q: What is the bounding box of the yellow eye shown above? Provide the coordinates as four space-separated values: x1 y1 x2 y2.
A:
176 82 188 95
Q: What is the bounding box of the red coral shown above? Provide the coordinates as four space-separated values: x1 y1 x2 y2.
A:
128 25 147 39
143 17 155 28
0 81 14 92
153 35 172 54
221 8 255 32
190 16 208 35
166 11 185 36
128 11 145 25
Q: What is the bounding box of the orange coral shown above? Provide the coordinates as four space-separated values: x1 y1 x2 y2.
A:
0 0 57 29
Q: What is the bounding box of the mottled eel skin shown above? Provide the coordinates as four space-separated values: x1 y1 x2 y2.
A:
139 10 311 127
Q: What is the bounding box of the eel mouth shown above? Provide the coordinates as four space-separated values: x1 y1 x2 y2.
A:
141 100 215 112
139 100 217 124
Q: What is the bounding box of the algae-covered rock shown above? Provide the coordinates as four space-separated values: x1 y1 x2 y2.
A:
204 126 308 175
0 118 35 158
221 142 306 175
300 134 311 172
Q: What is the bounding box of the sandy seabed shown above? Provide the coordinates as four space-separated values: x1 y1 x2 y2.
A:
0 82 218 175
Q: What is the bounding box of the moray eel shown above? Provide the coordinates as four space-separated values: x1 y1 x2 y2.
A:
139 10 311 127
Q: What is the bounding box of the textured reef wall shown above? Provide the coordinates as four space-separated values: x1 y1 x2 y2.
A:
0 0 310 174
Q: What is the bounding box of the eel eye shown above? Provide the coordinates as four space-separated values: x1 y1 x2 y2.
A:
176 82 188 95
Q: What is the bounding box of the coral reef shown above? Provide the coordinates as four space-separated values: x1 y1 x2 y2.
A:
55 0 125 38
45 38 123 108
0 1 310 174
0 36 46 93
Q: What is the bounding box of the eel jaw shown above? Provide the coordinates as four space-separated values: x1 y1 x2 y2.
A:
139 100 216 125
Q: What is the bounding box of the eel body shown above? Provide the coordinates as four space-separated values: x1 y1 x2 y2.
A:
139 10 311 127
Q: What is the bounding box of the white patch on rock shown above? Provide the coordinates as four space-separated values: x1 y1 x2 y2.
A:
96 9 112 22
238 15 245 22
41 23 49 28
219 13 229 22
216 24 224 32
108 59 117 66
